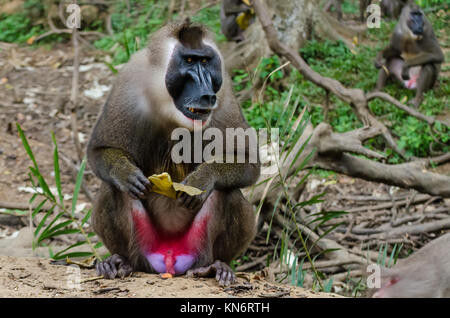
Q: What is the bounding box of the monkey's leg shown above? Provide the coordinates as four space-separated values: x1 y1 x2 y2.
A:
92 184 136 279
375 68 389 91
221 15 242 42
187 190 256 286
410 64 436 108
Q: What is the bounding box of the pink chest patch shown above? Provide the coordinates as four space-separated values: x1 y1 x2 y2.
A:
131 201 210 275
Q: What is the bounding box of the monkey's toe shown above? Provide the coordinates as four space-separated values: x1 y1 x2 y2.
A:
408 97 422 108
187 261 236 287
95 254 133 279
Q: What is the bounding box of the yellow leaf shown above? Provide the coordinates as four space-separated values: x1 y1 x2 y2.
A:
148 172 177 199
65 256 96 268
173 182 204 196
148 172 204 199
400 96 408 104
27 36 36 45
160 273 173 279
235 11 253 30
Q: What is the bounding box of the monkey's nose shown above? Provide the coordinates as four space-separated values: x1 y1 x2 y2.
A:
200 94 217 107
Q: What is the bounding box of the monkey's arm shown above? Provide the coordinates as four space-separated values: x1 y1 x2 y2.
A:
178 161 260 211
374 43 401 69
402 49 444 80
403 51 444 68
88 147 151 199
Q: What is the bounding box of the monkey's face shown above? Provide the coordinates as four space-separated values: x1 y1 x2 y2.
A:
165 44 222 127
407 9 425 39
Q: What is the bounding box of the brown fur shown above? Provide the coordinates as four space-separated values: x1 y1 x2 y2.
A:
366 233 450 298
87 22 259 277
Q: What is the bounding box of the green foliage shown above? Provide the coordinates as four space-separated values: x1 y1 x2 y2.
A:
235 12 449 163
94 0 168 65
17 124 102 261
191 3 226 43
0 14 44 43
377 243 403 268
94 1 225 65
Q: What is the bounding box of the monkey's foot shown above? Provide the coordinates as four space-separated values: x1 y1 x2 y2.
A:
95 254 133 279
408 97 422 108
186 260 236 287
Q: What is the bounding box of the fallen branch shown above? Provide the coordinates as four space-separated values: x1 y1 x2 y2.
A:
366 91 447 127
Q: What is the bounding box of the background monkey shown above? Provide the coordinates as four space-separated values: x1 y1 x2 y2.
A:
374 1 444 107
220 0 253 42
381 0 408 19
367 233 450 297
87 22 260 286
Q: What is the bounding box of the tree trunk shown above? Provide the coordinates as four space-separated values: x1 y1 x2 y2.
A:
223 0 361 71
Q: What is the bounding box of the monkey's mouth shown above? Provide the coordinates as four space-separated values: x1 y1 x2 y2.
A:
182 106 212 121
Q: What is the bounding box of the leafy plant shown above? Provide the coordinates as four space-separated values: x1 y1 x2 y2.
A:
17 123 102 261
0 14 45 43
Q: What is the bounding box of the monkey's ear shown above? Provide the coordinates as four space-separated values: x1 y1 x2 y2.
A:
183 17 191 25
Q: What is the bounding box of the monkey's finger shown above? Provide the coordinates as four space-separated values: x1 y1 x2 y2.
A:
95 262 104 277
128 184 145 199
136 173 151 189
118 263 133 278
102 262 117 279
184 195 196 209
215 263 223 282
219 270 230 287
128 175 147 193
178 193 190 207
230 271 236 284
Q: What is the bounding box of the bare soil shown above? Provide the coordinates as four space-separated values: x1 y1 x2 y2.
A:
0 256 341 298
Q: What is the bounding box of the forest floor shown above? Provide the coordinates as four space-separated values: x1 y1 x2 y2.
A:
0 35 449 297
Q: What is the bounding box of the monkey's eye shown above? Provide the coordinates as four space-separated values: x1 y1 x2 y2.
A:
201 58 208 64
186 57 193 64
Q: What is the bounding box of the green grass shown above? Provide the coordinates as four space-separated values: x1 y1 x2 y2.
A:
0 14 45 43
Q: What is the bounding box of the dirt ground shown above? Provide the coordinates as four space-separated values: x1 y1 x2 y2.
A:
0 255 342 298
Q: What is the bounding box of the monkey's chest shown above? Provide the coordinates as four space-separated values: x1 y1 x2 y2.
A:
131 201 211 275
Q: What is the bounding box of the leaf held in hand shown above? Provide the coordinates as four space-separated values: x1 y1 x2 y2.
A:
148 172 204 199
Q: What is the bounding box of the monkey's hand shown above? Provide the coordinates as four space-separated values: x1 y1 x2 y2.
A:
401 65 410 80
374 58 385 69
110 164 151 199
177 184 211 211
177 173 213 211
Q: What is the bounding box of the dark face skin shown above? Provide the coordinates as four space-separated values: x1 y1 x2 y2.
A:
407 10 424 35
165 43 222 122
